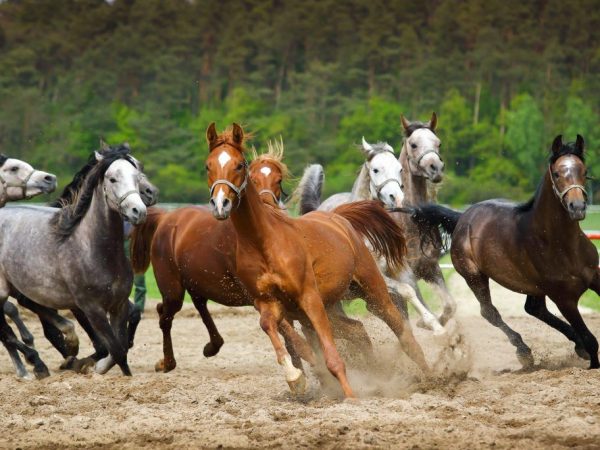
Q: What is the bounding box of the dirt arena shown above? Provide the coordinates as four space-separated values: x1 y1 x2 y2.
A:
1 274 600 449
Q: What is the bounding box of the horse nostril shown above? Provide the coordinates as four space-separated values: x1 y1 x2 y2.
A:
44 175 54 182
222 198 230 208
132 207 139 215
389 194 395 202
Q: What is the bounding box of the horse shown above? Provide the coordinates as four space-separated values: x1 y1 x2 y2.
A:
0 155 57 376
205 123 428 398
403 135 600 369
130 139 316 378
0 144 147 378
4 145 159 377
299 136 447 334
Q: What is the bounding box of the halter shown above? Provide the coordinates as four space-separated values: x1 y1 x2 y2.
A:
372 177 403 197
0 168 36 200
548 165 588 207
209 163 249 207
408 148 441 169
117 190 140 207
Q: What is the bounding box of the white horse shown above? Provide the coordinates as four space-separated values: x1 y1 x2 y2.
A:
300 138 446 334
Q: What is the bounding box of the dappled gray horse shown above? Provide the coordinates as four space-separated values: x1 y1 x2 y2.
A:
0 155 58 377
0 147 146 378
299 137 446 334
394 113 455 327
7 146 159 376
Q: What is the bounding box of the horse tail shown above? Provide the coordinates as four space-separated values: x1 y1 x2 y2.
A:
130 207 165 274
394 204 462 253
333 200 406 272
292 164 324 215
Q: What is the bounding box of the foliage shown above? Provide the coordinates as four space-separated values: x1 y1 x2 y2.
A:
0 0 599 204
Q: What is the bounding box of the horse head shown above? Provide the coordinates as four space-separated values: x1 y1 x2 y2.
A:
205 122 249 220
0 156 57 203
360 137 404 208
549 134 588 221
249 137 289 208
401 112 444 183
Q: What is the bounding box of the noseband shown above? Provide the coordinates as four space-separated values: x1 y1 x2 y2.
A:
372 177 403 198
549 165 588 207
407 145 442 178
0 169 36 201
209 162 249 207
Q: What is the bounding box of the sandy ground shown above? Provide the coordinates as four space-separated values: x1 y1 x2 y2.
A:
1 275 600 449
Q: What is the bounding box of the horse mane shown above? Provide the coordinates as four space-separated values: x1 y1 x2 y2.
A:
249 137 290 179
0 155 8 167
517 139 585 213
402 121 435 137
50 144 134 240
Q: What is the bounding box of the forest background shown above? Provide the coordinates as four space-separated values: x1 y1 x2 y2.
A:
0 0 598 204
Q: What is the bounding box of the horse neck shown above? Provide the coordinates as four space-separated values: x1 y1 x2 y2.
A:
400 144 428 204
350 164 372 201
75 185 125 257
230 179 274 251
529 172 580 235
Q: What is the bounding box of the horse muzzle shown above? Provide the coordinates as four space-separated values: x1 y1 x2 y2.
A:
31 172 58 194
209 195 233 220
567 200 586 221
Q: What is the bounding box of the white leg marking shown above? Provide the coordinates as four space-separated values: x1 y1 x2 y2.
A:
280 354 302 382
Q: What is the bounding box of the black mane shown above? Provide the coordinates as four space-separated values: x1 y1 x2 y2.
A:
50 144 135 240
0 154 8 167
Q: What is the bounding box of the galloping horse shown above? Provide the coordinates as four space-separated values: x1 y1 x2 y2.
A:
298 136 446 334
0 155 57 378
205 123 428 398
394 113 456 327
405 135 600 369
6 144 159 376
0 145 146 378
131 139 315 375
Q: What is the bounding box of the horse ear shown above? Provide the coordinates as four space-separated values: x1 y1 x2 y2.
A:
123 142 131 150
94 151 104 161
400 114 411 132
232 123 244 146
576 134 585 153
99 138 109 151
206 122 218 149
551 135 563 155
428 112 437 131
361 136 374 156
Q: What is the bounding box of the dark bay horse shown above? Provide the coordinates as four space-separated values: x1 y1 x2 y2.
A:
405 135 600 369
130 141 315 379
205 123 428 398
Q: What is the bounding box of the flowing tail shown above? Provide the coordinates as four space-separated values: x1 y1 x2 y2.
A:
393 204 462 252
333 200 406 272
130 207 165 274
292 164 324 215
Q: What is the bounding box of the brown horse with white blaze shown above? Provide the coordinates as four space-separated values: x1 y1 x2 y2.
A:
205 123 428 398
130 143 315 376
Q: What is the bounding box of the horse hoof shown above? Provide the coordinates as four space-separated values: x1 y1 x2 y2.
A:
73 358 95 374
416 318 433 331
155 359 176 373
575 345 591 360
59 356 77 371
517 351 534 369
432 326 447 337
203 341 222 358
34 367 50 380
287 372 307 396
343 396 361 405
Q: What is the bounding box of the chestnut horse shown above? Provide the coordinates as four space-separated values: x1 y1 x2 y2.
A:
205 123 428 398
404 135 600 369
131 140 315 376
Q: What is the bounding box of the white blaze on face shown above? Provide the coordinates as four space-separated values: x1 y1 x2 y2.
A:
215 187 226 214
260 166 271 177
218 151 232 168
280 354 302 382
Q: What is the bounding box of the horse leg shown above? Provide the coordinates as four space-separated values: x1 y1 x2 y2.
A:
75 301 131 376
279 318 315 367
385 275 446 335
127 300 141 349
4 301 35 348
553 299 599 369
14 293 79 357
524 295 588 359
0 307 49 379
255 299 306 395
465 273 533 368
328 301 375 362
94 298 131 375
425 266 457 326
190 295 224 358
155 289 185 373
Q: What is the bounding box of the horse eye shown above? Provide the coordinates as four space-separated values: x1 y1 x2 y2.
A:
553 172 559 178
373 168 379 174
110 177 117 183
411 143 417 149
236 163 244 171
11 166 18 172
205 164 209 172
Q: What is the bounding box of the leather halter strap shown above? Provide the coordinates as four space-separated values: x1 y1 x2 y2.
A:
117 189 140 207
409 148 441 167
372 177 402 196
549 165 587 206
0 168 36 199
209 165 249 207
